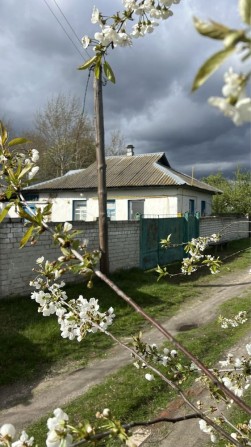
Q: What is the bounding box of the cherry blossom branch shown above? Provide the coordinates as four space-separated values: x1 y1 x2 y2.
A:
95 270 251 416
70 414 201 447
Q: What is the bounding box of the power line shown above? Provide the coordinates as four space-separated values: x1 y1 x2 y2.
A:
51 0 91 58
41 0 85 60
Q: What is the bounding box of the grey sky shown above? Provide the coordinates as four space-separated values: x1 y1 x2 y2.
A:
0 0 250 178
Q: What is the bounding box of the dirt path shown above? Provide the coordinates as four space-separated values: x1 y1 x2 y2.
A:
0 268 251 435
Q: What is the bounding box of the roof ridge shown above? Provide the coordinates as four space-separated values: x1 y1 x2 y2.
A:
106 152 165 159
154 162 184 185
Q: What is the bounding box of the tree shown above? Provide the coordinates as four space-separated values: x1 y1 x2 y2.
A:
106 130 126 156
29 94 96 180
202 168 251 215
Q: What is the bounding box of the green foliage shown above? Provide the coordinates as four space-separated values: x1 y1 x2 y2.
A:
192 47 235 92
192 2 251 91
239 0 251 25
8 137 30 147
78 57 116 83
78 55 98 70
201 168 251 214
0 121 8 145
0 203 14 222
104 61 116 83
193 17 232 40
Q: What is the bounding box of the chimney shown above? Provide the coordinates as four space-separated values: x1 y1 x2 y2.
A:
126 144 134 156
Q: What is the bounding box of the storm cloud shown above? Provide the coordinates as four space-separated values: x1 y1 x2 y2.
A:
0 0 250 178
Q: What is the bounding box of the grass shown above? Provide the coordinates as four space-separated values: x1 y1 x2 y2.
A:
0 238 250 387
26 292 251 445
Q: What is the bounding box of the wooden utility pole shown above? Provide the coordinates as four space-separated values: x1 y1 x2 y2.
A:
93 68 109 274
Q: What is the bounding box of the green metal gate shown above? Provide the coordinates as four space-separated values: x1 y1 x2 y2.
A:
140 215 199 269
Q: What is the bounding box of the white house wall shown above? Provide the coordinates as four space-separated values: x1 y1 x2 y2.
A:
176 190 212 215
4 187 213 221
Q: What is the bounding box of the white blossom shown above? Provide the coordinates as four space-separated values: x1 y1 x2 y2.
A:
12 431 34 447
0 423 16 440
219 311 247 329
199 420 217 443
63 222 72 232
233 98 251 125
91 6 101 24
222 68 243 98
82 35 90 49
28 166 39 180
145 373 154 381
31 149 39 163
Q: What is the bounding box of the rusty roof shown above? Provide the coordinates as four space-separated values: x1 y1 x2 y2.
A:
25 153 220 194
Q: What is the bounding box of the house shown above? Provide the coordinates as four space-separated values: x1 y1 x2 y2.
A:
21 150 220 222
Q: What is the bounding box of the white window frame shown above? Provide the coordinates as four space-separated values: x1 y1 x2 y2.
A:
72 200 87 221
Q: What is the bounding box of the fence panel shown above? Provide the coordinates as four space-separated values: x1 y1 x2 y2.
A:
140 216 199 269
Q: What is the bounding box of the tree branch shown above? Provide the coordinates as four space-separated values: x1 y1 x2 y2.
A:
95 270 251 417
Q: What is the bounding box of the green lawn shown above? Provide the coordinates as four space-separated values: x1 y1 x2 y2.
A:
0 238 250 388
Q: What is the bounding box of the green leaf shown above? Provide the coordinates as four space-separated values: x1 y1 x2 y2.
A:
239 0 251 25
18 164 32 179
104 61 116 83
5 186 14 200
20 225 35 248
223 30 246 49
17 205 35 222
0 121 8 145
0 203 14 222
42 203 52 216
78 56 98 70
193 17 231 40
192 47 235 91
8 137 30 147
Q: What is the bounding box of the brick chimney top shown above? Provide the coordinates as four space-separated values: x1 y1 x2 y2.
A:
126 144 134 156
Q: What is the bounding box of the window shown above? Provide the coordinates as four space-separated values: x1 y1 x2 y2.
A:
201 200 206 216
107 200 116 220
24 203 36 217
23 193 39 201
73 200 87 221
128 200 144 220
189 199 195 215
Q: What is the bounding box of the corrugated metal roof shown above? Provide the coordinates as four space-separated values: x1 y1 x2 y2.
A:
25 153 220 194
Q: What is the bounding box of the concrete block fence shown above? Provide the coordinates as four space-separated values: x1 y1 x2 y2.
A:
0 220 140 299
200 216 250 241
0 216 249 299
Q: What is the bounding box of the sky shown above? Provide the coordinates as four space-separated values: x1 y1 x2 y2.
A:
0 0 250 179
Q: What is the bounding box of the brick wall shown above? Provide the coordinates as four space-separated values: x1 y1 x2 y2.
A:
0 220 140 299
0 216 248 299
200 216 249 241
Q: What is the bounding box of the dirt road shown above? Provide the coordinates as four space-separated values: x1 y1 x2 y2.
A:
0 268 250 438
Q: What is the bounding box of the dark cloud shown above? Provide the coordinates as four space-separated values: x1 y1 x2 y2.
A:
1 0 250 178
